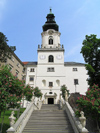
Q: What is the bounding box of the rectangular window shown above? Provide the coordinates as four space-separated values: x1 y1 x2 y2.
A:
49 92 52 94
9 64 13 71
23 68 25 73
16 70 19 77
74 79 78 85
29 77 34 81
17 63 20 68
30 68 35 72
49 82 53 87
22 75 25 80
11 55 14 62
73 68 78 71
47 67 54 72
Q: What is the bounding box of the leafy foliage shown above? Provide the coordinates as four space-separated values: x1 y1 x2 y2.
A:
23 85 33 101
60 85 69 99
33 87 42 98
76 84 100 122
0 108 25 133
0 32 16 62
81 34 100 87
0 66 23 112
0 32 10 62
0 65 33 113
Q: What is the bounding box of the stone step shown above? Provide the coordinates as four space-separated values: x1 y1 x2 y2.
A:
26 121 70 125
23 129 74 132
33 110 64 112
22 104 74 133
23 131 74 133
29 117 69 120
41 105 60 110
24 125 71 128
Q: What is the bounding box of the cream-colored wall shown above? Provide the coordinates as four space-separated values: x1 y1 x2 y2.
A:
0 55 24 80
38 51 64 64
65 66 88 94
26 66 37 88
25 27 89 104
41 29 61 48
25 63 88 104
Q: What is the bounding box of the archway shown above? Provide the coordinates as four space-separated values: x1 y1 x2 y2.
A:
48 98 54 104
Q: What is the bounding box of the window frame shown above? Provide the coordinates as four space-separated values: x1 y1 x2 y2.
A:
49 82 53 87
74 79 79 85
73 68 78 71
29 76 34 82
48 55 54 62
47 67 54 72
16 70 19 77
17 63 20 68
48 36 53 45
30 68 35 72
9 64 13 71
11 55 14 62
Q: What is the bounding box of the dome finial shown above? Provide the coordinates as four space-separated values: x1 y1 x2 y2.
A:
50 7 52 13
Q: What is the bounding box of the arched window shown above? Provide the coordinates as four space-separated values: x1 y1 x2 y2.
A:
48 55 54 62
49 38 53 44
56 80 60 87
42 80 46 87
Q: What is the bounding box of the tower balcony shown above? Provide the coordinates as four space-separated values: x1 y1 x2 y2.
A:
38 44 65 52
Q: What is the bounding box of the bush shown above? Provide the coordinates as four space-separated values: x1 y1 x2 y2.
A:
60 85 69 100
76 84 100 130
33 87 42 98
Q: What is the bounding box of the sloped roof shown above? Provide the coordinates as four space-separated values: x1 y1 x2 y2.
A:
64 62 85 66
23 61 85 66
23 62 37 65
23 62 29 65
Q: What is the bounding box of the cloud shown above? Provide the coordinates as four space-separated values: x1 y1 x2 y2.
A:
0 0 7 22
74 0 91 17
65 44 81 58
64 43 85 63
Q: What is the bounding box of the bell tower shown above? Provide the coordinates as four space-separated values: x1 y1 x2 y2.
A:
41 8 62 49
36 9 66 104
38 9 64 64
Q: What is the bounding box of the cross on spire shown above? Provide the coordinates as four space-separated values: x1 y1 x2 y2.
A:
50 7 52 13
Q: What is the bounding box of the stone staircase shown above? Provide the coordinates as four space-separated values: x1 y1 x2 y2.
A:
22 104 74 133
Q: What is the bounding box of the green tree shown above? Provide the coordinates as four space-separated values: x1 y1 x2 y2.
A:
76 84 100 132
60 85 69 100
23 85 33 101
0 65 33 132
0 32 16 62
0 65 24 113
33 87 42 98
81 34 100 87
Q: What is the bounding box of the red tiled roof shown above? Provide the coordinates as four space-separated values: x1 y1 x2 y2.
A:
23 62 28 65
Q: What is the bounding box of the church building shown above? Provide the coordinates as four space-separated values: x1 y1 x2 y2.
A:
23 9 88 104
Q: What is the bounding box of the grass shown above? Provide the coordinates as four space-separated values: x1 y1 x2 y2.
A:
0 108 26 133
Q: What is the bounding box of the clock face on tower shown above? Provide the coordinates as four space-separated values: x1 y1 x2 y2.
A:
56 55 62 60
39 55 46 60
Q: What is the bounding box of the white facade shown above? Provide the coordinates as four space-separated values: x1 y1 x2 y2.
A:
24 11 88 104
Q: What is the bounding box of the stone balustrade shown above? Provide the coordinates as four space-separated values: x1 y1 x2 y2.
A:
59 99 89 133
7 99 42 133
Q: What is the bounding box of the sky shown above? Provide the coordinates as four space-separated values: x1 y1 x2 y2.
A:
0 0 100 63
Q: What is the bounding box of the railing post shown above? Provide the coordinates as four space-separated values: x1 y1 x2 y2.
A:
7 111 16 133
7 127 15 133
9 111 16 127
65 90 68 102
79 111 88 133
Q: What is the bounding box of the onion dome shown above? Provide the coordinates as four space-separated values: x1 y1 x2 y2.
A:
42 8 59 31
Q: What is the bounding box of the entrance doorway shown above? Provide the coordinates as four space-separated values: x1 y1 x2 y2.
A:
48 98 54 104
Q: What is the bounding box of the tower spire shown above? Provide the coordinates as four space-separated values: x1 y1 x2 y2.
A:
50 7 52 13
42 8 59 31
